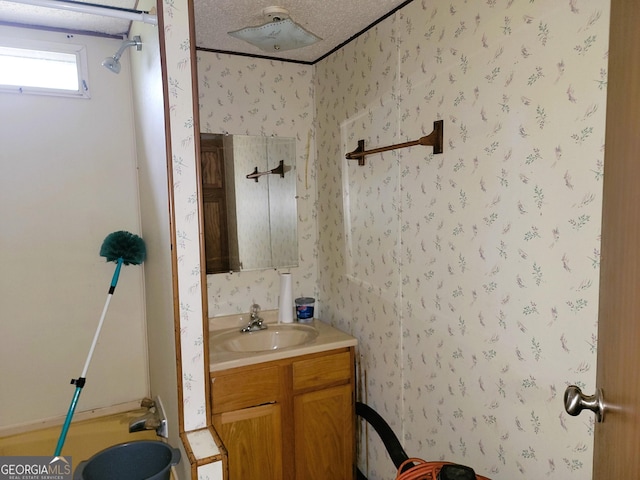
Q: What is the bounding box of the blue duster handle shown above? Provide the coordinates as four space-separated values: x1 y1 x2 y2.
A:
54 257 126 456
110 257 124 293
54 232 145 456
54 386 83 456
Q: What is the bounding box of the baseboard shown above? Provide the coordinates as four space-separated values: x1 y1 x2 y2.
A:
0 400 143 438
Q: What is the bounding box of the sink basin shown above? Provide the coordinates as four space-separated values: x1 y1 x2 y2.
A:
212 323 319 353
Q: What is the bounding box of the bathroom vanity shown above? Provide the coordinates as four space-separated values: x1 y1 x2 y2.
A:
209 316 357 479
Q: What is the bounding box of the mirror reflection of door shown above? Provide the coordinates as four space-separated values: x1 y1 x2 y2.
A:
200 134 230 273
199 133 298 274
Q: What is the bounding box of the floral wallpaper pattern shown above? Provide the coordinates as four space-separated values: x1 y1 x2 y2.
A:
197 53 318 317
161 0 226 477
316 1 608 479
161 0 208 443
177 0 609 478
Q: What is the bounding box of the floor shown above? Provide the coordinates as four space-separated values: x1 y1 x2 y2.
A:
0 408 159 463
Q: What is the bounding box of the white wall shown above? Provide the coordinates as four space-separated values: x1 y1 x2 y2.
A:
129 6 190 479
0 26 148 429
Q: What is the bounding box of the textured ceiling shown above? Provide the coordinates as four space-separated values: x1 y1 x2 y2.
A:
0 0 411 63
194 0 410 63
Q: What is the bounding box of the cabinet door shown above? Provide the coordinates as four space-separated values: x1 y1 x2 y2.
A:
213 403 283 480
294 384 354 480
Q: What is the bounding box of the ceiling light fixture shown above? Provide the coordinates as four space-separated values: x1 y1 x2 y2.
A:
228 6 321 53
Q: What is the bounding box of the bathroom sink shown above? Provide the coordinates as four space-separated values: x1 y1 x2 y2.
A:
212 323 319 353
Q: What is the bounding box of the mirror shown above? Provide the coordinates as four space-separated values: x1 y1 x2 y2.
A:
200 133 298 273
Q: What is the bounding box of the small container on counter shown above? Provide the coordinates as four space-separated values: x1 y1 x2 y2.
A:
295 297 315 323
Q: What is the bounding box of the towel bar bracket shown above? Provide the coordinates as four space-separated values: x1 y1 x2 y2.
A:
246 159 286 182
346 120 444 165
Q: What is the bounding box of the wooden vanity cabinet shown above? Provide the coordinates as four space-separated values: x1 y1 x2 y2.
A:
210 347 355 480
215 403 284 479
292 351 354 479
211 364 286 479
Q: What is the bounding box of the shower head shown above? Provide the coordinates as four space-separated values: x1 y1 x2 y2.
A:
102 35 142 74
101 56 121 74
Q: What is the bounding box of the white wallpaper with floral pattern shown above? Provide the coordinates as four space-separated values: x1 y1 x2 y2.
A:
161 1 224 477
197 53 318 317
316 1 608 479
182 0 608 478
160 0 208 438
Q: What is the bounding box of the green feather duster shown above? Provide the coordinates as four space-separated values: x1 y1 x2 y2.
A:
99 230 146 265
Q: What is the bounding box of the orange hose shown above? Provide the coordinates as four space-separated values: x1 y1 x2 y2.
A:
395 458 491 480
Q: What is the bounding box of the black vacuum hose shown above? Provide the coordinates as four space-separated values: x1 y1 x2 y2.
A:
356 402 410 480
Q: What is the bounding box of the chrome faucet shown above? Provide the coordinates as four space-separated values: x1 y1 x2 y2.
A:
128 397 167 437
241 304 268 332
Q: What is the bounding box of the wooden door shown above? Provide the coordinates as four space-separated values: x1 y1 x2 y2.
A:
200 134 230 273
293 384 354 480
213 404 284 480
591 0 640 476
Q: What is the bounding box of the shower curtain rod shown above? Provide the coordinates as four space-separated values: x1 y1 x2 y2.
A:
5 0 158 26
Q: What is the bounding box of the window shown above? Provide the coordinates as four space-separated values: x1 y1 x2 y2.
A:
0 38 90 98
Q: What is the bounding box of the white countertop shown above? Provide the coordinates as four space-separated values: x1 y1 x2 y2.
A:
209 314 357 372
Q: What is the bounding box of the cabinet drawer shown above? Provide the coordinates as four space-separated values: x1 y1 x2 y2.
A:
292 351 352 391
211 365 283 414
